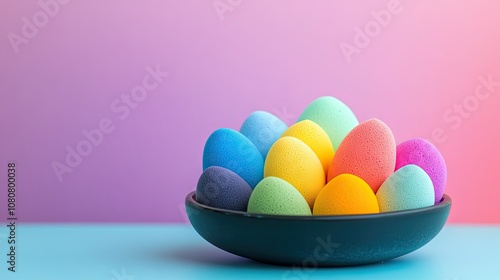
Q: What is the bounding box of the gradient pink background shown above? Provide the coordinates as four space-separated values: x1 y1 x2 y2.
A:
1 0 499 223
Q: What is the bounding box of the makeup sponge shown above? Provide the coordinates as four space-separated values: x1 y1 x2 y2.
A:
203 128 263 188
376 164 435 212
328 119 396 193
298 96 358 151
395 138 447 204
313 174 379 215
240 111 288 159
264 137 325 208
247 177 312 215
196 166 253 211
281 120 334 174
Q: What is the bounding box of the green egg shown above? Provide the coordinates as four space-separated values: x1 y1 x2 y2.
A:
247 177 312 216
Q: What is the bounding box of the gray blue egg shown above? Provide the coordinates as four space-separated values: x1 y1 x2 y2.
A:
196 166 253 211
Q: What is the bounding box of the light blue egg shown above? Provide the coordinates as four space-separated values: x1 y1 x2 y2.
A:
203 128 263 188
240 111 288 159
376 164 435 212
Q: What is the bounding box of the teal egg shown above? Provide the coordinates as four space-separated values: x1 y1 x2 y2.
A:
376 164 435 212
298 96 358 151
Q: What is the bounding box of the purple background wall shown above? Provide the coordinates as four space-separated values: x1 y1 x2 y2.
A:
1 0 499 223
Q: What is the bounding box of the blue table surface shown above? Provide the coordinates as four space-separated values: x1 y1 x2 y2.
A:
0 224 499 280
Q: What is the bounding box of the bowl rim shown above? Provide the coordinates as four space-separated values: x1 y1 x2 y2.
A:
185 191 452 221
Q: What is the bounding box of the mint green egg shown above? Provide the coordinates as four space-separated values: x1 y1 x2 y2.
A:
376 164 435 212
247 177 312 216
298 96 358 151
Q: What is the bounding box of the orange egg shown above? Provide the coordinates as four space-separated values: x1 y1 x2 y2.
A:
313 174 379 215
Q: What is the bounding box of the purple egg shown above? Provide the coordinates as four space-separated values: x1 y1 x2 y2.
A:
395 138 447 204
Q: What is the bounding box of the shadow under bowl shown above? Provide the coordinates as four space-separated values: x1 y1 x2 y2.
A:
185 192 451 267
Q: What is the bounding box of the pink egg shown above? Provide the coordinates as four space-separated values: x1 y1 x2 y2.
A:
395 138 447 203
328 118 396 193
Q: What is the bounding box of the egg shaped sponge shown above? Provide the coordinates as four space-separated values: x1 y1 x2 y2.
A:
328 118 396 193
377 164 435 212
281 120 334 174
247 177 311 215
203 128 263 188
298 96 358 151
264 137 325 208
240 111 288 159
396 138 447 204
313 174 379 215
196 166 253 211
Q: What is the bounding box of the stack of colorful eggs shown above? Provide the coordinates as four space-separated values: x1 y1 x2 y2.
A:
197 96 447 216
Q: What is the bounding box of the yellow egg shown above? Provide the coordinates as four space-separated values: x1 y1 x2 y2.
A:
264 137 325 208
281 120 334 174
313 174 379 215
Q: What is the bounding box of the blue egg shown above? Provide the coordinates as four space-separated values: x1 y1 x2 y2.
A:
376 164 435 212
240 111 288 159
203 128 263 188
196 166 253 211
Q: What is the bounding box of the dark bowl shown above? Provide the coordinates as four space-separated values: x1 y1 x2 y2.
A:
185 191 451 267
